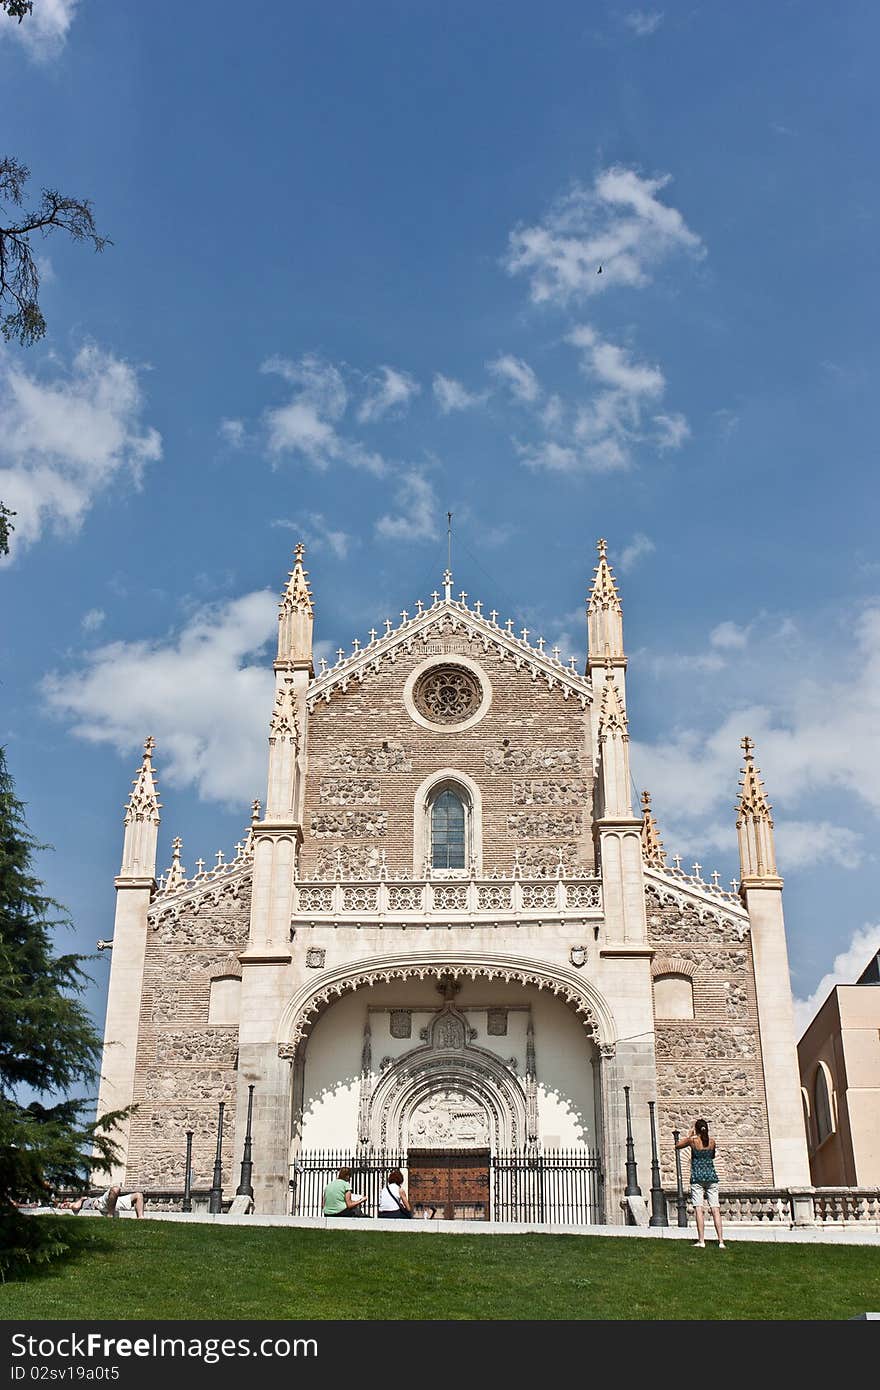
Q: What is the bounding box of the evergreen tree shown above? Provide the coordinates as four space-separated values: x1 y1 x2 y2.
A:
0 745 126 1275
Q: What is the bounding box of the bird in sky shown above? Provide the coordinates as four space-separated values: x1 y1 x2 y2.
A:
597 265 603 274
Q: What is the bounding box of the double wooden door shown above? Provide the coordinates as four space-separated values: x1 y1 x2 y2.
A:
407 1148 490 1220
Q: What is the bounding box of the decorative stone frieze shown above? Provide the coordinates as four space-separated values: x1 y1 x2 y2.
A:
654 1025 757 1062
518 845 579 876
511 780 588 806
485 747 580 773
319 778 381 805
327 744 412 773
313 845 384 879
141 1069 233 1102
507 811 579 838
155 1031 238 1066
309 810 388 838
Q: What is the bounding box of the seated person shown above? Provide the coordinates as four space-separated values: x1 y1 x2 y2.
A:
323 1167 367 1217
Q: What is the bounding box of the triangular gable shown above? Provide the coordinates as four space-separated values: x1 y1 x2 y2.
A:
306 599 593 712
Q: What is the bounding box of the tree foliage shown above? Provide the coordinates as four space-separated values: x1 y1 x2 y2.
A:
0 156 110 347
0 746 127 1277
1 3 34 21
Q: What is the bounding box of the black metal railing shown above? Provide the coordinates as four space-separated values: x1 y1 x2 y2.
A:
289 1147 604 1224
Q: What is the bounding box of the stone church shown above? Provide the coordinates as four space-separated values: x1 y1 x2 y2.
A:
96 542 810 1219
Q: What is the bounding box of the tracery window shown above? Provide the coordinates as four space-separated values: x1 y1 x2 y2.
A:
431 788 467 870
414 665 482 725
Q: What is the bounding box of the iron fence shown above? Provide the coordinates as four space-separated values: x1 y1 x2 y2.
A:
289 1147 604 1224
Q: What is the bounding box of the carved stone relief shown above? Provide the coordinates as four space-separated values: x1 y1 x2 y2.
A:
305 947 326 969
389 1010 411 1039
409 1090 490 1147
486 1008 508 1036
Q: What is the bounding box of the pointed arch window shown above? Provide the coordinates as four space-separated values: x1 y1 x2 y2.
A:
431 788 467 870
813 1064 834 1145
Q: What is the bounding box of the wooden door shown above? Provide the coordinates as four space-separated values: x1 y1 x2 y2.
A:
407 1148 490 1220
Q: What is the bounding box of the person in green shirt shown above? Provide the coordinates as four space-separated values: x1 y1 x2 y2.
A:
323 1166 367 1217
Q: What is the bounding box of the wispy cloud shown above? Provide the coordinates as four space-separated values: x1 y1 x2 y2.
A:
516 325 687 473
375 470 439 542
619 533 655 573
80 607 106 634
272 511 353 560
624 10 664 38
0 0 77 61
432 374 487 414
219 418 246 448
794 922 880 1037
0 344 162 564
505 165 703 305
42 591 277 807
487 354 542 404
260 354 385 475
357 366 420 424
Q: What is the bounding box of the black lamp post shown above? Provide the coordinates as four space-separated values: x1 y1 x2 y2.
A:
623 1085 641 1196
648 1101 668 1226
182 1130 193 1212
672 1129 689 1227
235 1085 255 1200
208 1101 225 1214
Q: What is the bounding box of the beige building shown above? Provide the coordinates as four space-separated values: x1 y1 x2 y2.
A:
798 952 880 1187
96 541 810 1219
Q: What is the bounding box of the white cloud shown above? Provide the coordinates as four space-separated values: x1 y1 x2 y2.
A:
517 325 686 474
272 512 353 560
260 354 385 475
42 591 277 807
488 354 542 403
0 0 77 60
0 344 162 564
624 10 664 37
619 533 655 573
219 418 246 447
80 608 106 633
375 470 439 542
357 366 420 424
709 620 750 650
631 604 880 894
432 374 487 414
794 923 880 1038
505 165 703 305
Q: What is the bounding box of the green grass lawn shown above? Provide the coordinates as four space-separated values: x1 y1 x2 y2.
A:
2 1220 879 1320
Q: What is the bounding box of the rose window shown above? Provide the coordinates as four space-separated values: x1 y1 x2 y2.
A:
414 665 482 724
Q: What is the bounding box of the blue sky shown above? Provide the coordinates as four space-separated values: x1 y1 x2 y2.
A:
2 1 879 1046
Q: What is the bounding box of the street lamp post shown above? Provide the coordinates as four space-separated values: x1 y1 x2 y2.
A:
208 1101 225 1214
623 1086 641 1196
648 1101 668 1227
672 1129 689 1227
235 1085 255 1200
182 1130 193 1212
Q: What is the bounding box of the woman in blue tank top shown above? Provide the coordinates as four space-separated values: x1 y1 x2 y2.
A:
675 1118 725 1248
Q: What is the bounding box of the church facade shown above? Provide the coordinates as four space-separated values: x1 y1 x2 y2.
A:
96 542 810 1218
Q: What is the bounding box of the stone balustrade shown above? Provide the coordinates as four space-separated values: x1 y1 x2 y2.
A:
662 1187 880 1228
292 875 602 921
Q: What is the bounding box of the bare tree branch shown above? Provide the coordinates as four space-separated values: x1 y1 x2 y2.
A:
0 157 110 346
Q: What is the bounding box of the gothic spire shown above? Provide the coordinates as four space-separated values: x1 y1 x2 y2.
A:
587 537 624 667
736 736 778 881
120 736 161 878
124 736 161 827
277 543 314 667
163 835 186 892
640 790 667 867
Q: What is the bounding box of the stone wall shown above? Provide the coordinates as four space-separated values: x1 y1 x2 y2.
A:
646 885 773 1186
301 631 594 878
126 875 251 1191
